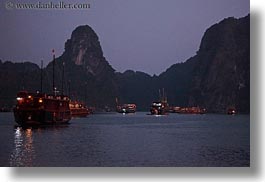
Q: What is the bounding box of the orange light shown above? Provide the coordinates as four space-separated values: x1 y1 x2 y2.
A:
28 95 32 99
39 98 43 103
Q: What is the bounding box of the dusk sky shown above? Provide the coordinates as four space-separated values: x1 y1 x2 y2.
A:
0 0 249 75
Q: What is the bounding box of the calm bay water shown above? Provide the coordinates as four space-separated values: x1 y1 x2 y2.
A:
0 112 249 167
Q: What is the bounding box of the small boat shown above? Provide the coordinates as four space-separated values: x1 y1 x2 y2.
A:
227 107 236 115
150 89 168 115
178 107 206 114
150 101 167 115
167 106 181 113
117 104 136 114
115 97 136 114
69 101 90 117
13 91 71 125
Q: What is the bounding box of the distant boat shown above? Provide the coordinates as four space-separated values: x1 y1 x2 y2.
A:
227 107 236 115
167 106 181 113
177 106 206 114
150 88 168 115
69 100 90 117
116 104 136 114
104 106 112 112
115 97 136 114
150 101 167 115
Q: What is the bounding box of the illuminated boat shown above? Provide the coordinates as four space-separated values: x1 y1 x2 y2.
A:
13 91 71 125
69 101 90 117
177 107 206 114
150 89 168 115
13 50 71 125
115 97 136 114
116 103 136 114
150 101 167 115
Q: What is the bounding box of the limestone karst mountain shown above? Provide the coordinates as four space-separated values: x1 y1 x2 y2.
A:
0 15 250 113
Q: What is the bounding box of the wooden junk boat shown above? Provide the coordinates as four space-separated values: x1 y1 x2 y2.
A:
13 91 71 125
13 50 71 126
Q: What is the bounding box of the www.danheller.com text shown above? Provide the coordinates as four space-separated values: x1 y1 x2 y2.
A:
5 1 91 10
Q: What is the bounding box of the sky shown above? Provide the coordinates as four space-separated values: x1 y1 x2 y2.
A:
0 0 249 75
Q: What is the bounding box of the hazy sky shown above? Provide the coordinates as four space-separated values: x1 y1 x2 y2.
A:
0 0 249 75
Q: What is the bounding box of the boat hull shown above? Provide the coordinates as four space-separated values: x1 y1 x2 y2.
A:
70 108 90 117
117 110 136 114
150 108 167 115
13 108 71 126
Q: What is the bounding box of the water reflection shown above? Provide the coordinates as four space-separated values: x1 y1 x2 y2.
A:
9 127 35 167
9 125 69 166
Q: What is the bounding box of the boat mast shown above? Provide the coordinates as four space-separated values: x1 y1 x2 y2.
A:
163 88 165 101
40 60 43 93
52 49 55 94
85 82 87 104
61 62 65 95
68 80 71 98
115 97 119 106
